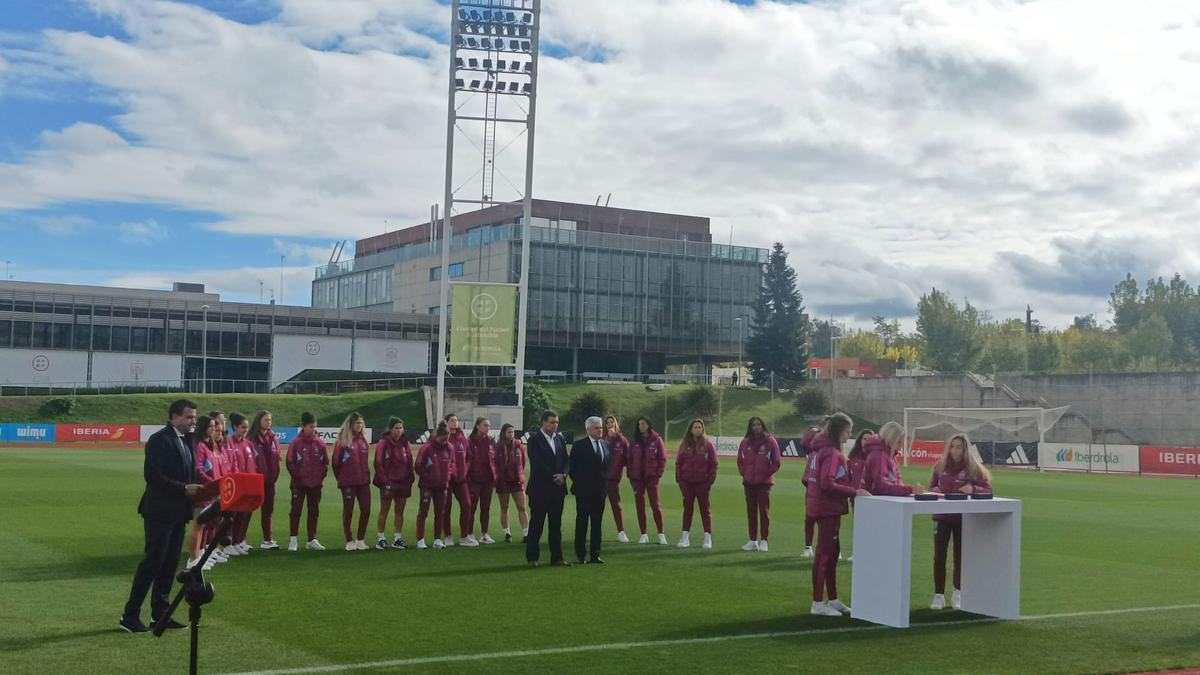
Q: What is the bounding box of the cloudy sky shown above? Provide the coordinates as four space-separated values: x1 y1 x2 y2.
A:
1 0 1199 328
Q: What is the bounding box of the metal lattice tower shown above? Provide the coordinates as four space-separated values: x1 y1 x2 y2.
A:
437 0 541 415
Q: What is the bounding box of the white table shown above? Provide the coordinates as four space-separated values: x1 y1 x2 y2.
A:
850 496 1021 628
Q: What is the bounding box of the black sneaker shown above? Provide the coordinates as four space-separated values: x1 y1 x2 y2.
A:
504 532 512 543
150 616 186 630
394 537 407 550
118 616 150 634
376 539 389 551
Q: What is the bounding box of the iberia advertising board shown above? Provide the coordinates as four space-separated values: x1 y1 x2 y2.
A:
56 424 141 442
1139 446 1200 476
1039 443 1140 473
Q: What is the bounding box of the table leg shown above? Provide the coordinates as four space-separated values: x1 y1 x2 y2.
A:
961 507 1021 620
850 500 914 628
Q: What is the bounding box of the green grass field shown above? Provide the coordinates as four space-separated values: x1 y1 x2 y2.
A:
1 446 1198 675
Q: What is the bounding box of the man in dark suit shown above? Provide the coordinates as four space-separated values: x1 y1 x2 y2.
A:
525 410 570 567
570 416 611 564
120 399 202 633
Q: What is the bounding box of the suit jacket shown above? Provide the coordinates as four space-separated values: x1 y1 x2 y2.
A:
569 436 611 497
138 425 197 523
526 430 569 499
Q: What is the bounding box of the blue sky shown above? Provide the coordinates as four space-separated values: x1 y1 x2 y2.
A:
2 0 1199 327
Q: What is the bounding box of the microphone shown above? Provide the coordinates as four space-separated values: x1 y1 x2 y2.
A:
196 473 265 524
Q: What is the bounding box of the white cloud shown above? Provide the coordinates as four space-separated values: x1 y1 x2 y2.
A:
119 217 167 242
2 0 1200 328
33 214 92 236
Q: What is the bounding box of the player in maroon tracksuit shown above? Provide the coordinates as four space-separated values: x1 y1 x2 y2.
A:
862 422 926 498
286 412 329 551
737 417 782 552
249 410 281 549
799 425 822 557
467 418 499 544
928 432 993 610
332 412 372 551
805 413 870 616
675 420 719 549
842 429 873 562
494 424 528 542
628 418 668 545
225 413 257 554
441 414 475 546
603 416 630 543
415 422 455 549
373 417 414 550
185 416 220 570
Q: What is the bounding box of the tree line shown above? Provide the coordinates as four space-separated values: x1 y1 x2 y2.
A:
745 244 1200 382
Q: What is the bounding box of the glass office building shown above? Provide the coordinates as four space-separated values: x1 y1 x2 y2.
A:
312 200 767 374
0 281 436 391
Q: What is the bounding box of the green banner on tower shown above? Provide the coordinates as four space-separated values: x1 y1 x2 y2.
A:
449 283 517 365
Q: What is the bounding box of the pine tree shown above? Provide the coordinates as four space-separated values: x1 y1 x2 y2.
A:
744 243 809 386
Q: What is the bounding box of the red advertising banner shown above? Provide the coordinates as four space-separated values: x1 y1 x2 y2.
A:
908 439 945 466
1139 446 1200 476
56 424 140 442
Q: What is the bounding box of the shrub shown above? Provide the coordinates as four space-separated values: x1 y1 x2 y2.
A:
793 387 830 417
41 397 78 417
565 391 609 429
522 383 552 430
688 385 720 417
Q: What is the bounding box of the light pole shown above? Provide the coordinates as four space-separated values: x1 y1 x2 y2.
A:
830 325 844 410
279 256 286 305
3 260 10 279
735 315 744 386
258 279 264 304
201 304 210 394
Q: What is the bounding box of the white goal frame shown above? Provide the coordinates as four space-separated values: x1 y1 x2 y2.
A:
901 406 1069 465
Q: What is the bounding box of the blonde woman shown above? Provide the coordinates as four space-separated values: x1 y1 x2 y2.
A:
861 422 925 497
332 412 372 551
603 416 630 543
928 433 993 610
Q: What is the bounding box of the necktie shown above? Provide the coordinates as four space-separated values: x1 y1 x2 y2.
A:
594 440 601 460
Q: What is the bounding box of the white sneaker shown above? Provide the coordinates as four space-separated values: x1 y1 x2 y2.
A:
811 601 843 617
522 528 528 538
261 540 279 550
185 557 201 570
758 540 769 552
847 555 853 563
802 546 815 558
952 589 962 609
657 533 669 545
444 537 456 547
837 552 843 560
931 593 946 610
202 560 215 571
433 539 446 549
480 534 496 544
461 536 480 548
237 542 251 554
222 545 241 557
741 540 759 551
345 541 357 551
354 540 368 550
617 531 630 544
702 533 712 549
287 538 298 552
677 532 690 548
306 539 325 551
211 551 229 563
638 533 649 544
416 538 428 550
827 599 851 614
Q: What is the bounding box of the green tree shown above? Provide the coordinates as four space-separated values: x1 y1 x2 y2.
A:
810 318 842 359
1027 332 1061 373
1124 315 1173 369
745 243 809 386
871 316 902 348
838 331 886 360
915 289 983 372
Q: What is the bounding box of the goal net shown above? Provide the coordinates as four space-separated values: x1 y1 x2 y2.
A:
901 406 1070 467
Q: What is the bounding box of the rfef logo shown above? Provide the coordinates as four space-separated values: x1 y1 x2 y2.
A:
32 354 50 372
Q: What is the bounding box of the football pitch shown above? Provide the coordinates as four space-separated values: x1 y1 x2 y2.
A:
1 446 1197 675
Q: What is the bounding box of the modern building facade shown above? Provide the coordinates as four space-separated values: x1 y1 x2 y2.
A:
312 199 767 374
0 280 435 391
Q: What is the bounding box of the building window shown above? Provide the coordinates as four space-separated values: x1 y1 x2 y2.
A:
449 262 465 278
430 266 442 281
430 306 440 315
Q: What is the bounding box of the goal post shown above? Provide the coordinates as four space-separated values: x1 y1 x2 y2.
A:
901 406 1070 467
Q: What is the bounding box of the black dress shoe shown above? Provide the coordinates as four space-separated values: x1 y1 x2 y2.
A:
551 559 572 567
118 616 150 634
151 617 186 630
589 556 605 565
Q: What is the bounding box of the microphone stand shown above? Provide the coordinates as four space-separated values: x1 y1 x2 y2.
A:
153 512 233 675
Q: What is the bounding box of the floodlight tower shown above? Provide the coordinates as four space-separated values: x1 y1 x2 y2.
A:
437 0 542 419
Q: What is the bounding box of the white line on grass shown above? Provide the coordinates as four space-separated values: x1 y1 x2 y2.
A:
221 603 1200 675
